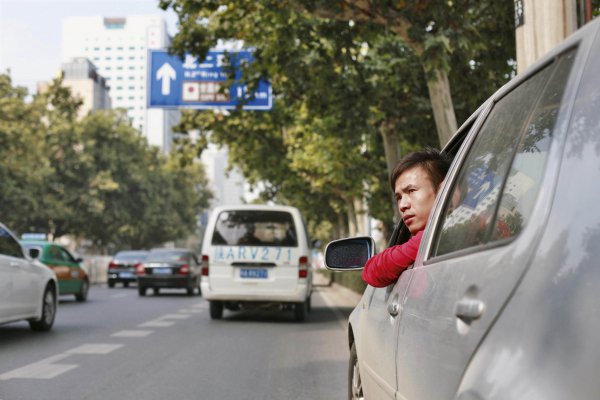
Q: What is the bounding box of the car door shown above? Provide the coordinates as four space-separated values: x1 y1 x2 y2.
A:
393 48 579 400
0 227 16 319
45 245 72 294
56 246 83 293
0 226 39 316
356 278 411 399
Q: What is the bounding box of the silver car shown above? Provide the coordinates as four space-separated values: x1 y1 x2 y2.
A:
326 17 600 400
0 223 58 331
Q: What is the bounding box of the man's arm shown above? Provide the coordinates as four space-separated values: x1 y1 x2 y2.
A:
361 231 423 288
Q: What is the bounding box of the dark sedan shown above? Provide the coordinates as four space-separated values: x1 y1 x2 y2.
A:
107 250 148 288
137 248 201 296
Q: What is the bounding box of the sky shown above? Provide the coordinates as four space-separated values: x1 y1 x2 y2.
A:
0 0 179 94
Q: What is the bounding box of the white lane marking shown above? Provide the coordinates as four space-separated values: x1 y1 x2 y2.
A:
111 330 153 338
110 293 128 298
160 313 191 320
66 343 123 355
319 290 350 331
0 354 77 380
138 319 175 328
192 302 206 308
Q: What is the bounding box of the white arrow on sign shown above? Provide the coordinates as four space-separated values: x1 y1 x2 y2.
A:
156 62 176 95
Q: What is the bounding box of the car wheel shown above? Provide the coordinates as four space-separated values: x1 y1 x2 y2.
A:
209 301 223 320
138 286 146 296
75 279 89 302
29 286 56 332
348 343 364 400
153 288 160 295
124 281 129 288
108 281 115 288
294 300 307 322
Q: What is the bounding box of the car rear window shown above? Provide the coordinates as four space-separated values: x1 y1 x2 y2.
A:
146 251 189 262
116 251 148 260
211 210 298 247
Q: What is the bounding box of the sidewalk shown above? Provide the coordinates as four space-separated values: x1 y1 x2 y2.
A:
313 271 363 311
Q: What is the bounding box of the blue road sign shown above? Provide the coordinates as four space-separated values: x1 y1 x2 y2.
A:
148 50 272 110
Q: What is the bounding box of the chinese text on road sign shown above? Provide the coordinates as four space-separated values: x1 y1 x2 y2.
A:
148 50 272 110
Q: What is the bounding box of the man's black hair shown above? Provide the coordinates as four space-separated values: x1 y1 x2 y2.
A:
389 147 452 191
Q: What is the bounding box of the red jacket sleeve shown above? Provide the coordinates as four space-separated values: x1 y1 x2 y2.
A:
361 230 423 288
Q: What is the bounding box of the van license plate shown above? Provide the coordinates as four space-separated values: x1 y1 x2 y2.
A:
240 268 268 279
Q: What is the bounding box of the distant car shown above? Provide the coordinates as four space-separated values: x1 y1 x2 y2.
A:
107 250 148 288
325 18 600 400
137 248 201 296
201 205 314 321
0 223 58 331
21 240 90 302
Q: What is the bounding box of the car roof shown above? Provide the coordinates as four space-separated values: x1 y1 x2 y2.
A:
20 240 54 246
148 248 191 253
211 204 300 213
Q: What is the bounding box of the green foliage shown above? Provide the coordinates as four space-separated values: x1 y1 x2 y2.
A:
0 74 212 251
162 0 442 241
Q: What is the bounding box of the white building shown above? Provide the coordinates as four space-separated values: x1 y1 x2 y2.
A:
200 142 247 207
60 57 111 119
62 15 179 151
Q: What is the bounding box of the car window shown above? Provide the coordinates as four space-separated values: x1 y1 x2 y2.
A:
147 251 188 262
0 226 24 258
432 49 577 257
47 246 63 261
116 251 148 260
211 210 298 247
57 247 76 263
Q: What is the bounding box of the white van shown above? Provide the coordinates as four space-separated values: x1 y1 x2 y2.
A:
200 205 313 321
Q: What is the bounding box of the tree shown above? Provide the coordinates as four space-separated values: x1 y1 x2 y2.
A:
0 74 212 249
291 0 516 146
161 0 439 230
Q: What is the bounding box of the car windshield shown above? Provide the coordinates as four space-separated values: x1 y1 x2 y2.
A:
211 210 298 246
146 251 188 262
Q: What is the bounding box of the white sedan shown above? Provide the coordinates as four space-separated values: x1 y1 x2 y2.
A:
0 223 58 331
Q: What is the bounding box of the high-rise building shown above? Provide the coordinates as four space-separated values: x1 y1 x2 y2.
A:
60 57 111 119
62 15 179 150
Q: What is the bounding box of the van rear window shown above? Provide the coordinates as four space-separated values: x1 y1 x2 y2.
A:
211 210 298 247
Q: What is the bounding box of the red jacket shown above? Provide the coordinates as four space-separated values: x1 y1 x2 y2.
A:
361 230 423 287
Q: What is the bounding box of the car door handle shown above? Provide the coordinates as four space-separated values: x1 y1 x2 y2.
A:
387 302 401 317
455 298 485 320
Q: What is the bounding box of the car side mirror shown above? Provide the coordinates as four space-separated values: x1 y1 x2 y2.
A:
28 248 40 259
324 236 375 271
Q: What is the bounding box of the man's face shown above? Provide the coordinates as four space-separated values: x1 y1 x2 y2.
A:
394 165 438 235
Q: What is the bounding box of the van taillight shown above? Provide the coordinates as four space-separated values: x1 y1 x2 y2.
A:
299 256 308 279
201 255 209 276
136 263 146 276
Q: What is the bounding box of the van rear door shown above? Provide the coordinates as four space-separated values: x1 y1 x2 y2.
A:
207 210 301 293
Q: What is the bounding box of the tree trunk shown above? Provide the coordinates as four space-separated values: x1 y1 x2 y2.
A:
353 196 367 236
426 68 458 146
346 199 358 237
380 123 402 222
